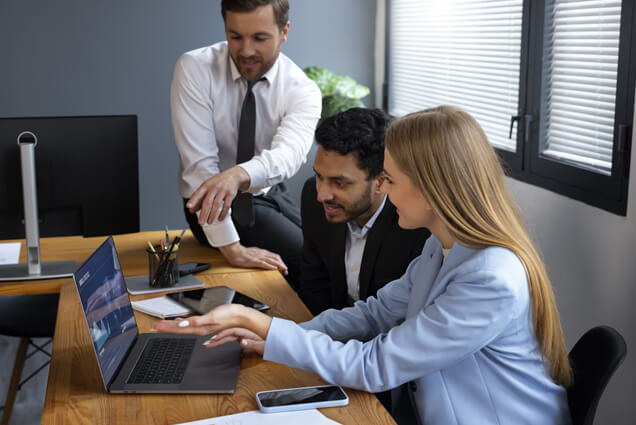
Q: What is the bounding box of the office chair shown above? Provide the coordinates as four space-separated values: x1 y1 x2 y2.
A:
0 294 59 425
567 325 627 425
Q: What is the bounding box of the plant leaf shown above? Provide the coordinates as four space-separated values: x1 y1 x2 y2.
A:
304 66 370 123
321 94 365 121
304 66 337 96
333 75 370 99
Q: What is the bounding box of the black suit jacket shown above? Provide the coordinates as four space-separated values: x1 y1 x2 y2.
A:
298 177 430 315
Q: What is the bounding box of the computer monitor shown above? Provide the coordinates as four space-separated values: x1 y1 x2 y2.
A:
0 115 139 239
0 114 139 280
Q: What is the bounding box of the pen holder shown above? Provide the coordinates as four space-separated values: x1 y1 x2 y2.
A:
147 245 180 287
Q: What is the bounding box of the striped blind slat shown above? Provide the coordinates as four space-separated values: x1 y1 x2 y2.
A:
390 0 523 151
540 0 622 175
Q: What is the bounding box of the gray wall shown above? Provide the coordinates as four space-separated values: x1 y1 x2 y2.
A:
0 0 376 230
507 108 636 424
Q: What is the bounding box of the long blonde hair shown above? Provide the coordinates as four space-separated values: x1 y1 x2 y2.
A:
386 106 572 386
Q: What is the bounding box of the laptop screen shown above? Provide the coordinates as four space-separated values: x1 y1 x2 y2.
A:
73 236 138 387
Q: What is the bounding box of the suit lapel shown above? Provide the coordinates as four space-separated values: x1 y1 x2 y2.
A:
358 201 395 299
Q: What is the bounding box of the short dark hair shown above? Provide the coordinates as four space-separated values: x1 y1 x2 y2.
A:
221 0 289 30
315 108 391 180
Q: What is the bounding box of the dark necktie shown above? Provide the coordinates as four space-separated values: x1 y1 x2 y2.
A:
232 79 262 227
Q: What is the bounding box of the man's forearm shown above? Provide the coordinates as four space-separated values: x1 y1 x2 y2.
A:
227 165 251 192
218 241 242 259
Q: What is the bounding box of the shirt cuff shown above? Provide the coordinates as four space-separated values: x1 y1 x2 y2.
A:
263 317 296 364
197 210 240 247
239 159 269 192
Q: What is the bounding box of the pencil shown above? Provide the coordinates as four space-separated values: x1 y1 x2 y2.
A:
146 240 160 260
152 229 185 287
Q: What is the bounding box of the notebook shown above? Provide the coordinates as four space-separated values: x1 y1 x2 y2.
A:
131 296 192 319
72 236 242 393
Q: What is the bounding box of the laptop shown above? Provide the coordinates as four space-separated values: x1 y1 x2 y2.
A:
72 236 242 393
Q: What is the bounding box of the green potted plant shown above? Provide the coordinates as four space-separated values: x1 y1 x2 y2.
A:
304 66 370 123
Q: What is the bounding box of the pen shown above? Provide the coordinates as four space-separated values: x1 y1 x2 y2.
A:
146 240 160 260
174 229 186 246
167 229 186 253
164 225 170 249
151 229 186 287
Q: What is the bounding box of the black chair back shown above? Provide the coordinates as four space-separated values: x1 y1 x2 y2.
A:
1 294 59 425
567 325 627 425
0 294 59 337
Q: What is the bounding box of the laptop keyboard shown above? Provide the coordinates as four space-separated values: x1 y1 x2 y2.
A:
127 337 196 385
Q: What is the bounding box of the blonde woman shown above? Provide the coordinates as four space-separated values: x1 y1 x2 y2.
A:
154 106 573 424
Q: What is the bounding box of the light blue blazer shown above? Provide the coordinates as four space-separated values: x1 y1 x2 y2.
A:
263 236 571 424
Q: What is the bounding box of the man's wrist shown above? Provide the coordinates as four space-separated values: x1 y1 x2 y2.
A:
218 241 242 257
232 165 251 191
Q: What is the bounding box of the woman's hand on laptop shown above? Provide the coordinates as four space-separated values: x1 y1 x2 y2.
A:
204 327 265 355
151 304 271 355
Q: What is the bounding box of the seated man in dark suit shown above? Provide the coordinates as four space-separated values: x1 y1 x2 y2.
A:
299 107 430 315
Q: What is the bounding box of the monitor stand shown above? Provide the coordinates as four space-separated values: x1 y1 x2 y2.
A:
0 131 77 282
0 261 77 281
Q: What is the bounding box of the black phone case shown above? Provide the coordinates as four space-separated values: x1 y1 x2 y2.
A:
179 262 211 277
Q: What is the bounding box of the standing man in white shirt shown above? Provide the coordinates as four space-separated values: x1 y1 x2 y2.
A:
171 0 321 287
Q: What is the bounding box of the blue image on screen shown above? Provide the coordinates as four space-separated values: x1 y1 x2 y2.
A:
74 237 138 387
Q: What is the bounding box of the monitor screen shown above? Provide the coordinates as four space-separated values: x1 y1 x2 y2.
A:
74 236 138 387
0 115 139 238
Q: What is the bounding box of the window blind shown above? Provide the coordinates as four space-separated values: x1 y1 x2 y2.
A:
389 0 523 151
540 0 621 175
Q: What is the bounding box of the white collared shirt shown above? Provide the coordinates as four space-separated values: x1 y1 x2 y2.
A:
171 41 321 246
344 196 387 301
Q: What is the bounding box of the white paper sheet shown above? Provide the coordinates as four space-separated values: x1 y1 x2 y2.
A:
0 242 21 265
173 409 341 425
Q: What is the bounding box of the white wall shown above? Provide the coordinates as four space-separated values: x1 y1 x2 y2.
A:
507 106 636 424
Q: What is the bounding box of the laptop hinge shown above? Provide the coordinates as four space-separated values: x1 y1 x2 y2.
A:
107 332 141 390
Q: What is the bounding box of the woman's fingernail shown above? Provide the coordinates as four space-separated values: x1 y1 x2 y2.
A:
241 339 248 346
178 320 190 328
202 334 216 345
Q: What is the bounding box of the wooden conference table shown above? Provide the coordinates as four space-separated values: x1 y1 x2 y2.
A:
0 231 395 425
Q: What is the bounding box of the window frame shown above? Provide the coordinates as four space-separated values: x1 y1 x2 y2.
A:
385 0 636 215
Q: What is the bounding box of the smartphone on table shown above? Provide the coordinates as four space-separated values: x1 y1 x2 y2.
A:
178 262 211 277
255 385 349 413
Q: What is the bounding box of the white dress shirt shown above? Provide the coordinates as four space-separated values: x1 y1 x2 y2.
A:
344 196 386 301
170 41 321 247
